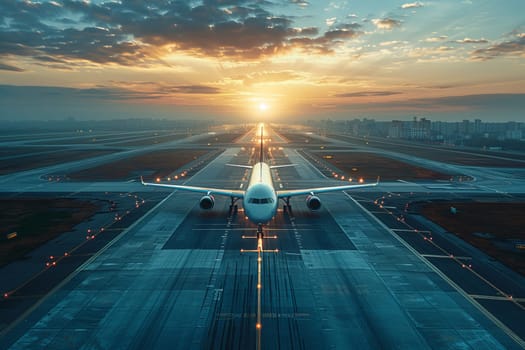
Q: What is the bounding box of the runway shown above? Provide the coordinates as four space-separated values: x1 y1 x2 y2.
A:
1 129 522 349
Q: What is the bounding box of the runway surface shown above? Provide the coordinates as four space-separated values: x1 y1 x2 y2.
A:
1 125 523 349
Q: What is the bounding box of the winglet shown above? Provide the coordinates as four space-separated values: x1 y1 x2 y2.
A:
376 176 380 185
140 176 146 185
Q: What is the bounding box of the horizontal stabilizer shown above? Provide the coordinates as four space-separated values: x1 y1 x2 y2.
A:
270 164 297 169
226 164 253 169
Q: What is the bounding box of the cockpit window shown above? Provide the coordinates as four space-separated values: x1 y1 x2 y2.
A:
248 198 274 204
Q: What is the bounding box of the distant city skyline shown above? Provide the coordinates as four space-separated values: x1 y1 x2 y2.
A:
0 1 524 121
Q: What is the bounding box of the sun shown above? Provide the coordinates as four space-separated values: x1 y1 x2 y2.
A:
258 102 269 112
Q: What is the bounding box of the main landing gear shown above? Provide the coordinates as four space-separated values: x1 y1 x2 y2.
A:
282 197 292 215
229 197 239 215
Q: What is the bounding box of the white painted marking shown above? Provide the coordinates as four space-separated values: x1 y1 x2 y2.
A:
421 254 472 260
397 179 416 185
470 294 525 302
392 229 431 234
342 191 525 348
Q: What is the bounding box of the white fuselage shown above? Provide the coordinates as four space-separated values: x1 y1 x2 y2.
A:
243 162 278 224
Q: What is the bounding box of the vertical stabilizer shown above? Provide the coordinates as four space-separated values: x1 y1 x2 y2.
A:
259 125 264 163
259 125 264 181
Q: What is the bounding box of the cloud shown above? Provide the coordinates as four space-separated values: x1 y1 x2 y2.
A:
0 0 363 65
237 70 304 86
372 18 402 30
0 83 222 103
0 85 137 101
335 93 525 116
454 38 489 44
170 85 221 94
293 27 319 36
326 17 337 27
335 91 402 98
379 41 406 46
290 0 309 8
289 22 362 54
401 2 424 9
423 36 448 43
0 62 24 72
471 35 525 60
402 94 525 110
408 46 454 58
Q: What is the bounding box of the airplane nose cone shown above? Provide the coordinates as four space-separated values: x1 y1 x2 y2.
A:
245 208 273 224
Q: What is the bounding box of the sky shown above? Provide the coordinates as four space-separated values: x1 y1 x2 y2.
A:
1 0 524 122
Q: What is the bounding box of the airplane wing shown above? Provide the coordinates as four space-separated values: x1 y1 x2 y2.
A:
276 179 379 198
141 178 244 198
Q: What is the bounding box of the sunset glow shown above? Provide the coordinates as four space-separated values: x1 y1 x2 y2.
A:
0 1 524 121
258 103 269 112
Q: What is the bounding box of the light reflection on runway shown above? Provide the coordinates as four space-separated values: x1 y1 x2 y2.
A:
0 126 523 349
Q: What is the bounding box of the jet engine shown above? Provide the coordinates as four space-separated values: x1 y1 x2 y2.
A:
306 195 321 210
199 195 215 209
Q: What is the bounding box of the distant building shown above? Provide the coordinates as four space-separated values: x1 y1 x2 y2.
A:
474 119 483 134
388 120 404 138
388 117 431 140
307 117 523 149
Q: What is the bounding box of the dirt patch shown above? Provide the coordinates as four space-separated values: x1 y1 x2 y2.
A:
314 151 452 181
68 149 210 181
0 198 100 266
420 202 525 276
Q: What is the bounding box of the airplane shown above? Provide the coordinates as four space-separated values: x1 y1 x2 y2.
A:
141 125 379 238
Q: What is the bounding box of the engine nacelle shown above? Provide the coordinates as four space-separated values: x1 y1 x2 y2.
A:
199 195 215 210
306 195 321 210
